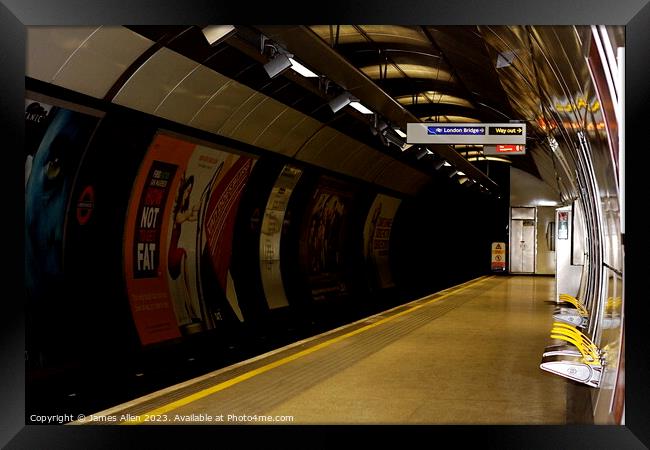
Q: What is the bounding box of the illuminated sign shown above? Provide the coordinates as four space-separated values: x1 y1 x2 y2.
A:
427 126 485 135
408 122 526 144
488 126 523 136
484 145 526 155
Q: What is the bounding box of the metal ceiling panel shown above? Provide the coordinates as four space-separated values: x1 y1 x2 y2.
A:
52 26 154 99
273 116 323 158
189 80 254 134
26 26 100 83
228 97 290 145
113 47 199 114
254 111 316 157
293 126 340 163
217 90 267 137
155 64 230 125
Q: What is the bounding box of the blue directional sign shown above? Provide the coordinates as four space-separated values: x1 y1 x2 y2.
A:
427 126 486 135
408 122 526 145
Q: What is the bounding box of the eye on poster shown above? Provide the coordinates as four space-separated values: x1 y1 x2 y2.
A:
25 100 99 306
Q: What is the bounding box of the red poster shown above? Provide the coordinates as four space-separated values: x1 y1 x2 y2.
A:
203 157 254 291
124 135 195 345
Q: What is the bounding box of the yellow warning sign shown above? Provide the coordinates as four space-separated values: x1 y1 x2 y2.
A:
491 242 506 271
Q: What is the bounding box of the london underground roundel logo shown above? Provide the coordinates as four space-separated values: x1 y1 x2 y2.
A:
76 185 95 225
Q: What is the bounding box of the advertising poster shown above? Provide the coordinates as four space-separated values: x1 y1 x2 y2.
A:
299 177 353 302
201 154 255 325
25 101 99 306
124 133 254 345
363 194 401 289
25 99 55 186
259 165 303 309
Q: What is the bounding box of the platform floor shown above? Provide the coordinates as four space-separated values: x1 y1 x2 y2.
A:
76 275 589 425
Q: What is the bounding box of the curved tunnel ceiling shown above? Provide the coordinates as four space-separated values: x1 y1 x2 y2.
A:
300 24 623 198
25 24 624 201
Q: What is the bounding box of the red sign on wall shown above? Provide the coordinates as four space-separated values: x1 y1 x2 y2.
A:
496 144 525 153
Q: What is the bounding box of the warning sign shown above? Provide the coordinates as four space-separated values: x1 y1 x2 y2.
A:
491 242 506 271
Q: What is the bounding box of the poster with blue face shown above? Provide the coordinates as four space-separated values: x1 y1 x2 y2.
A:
24 102 99 304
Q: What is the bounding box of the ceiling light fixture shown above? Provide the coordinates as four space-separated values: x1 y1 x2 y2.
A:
289 57 318 78
349 101 373 114
416 148 430 160
394 128 407 138
329 92 358 113
264 51 293 78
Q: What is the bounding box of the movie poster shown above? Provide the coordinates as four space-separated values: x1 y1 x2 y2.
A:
299 177 353 302
25 99 55 186
124 133 255 345
25 100 99 305
363 194 401 289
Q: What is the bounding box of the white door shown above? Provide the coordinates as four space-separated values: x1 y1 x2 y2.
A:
510 218 536 273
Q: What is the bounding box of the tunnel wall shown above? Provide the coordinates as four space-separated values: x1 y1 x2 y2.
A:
24 80 507 379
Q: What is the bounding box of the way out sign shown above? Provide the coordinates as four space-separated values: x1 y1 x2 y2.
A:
491 242 506 271
407 123 526 145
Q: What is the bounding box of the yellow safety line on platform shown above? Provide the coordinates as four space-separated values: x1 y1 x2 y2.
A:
118 275 494 424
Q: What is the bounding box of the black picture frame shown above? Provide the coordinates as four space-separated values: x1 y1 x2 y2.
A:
2 1 648 448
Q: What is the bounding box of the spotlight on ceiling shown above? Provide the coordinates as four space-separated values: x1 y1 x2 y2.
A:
415 148 430 160
448 169 458 178
383 129 405 148
394 128 407 138
264 52 293 78
329 92 358 113
434 159 446 170
202 25 236 45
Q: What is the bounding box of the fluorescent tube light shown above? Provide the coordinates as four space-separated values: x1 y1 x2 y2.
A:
288 58 318 77
349 101 373 114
